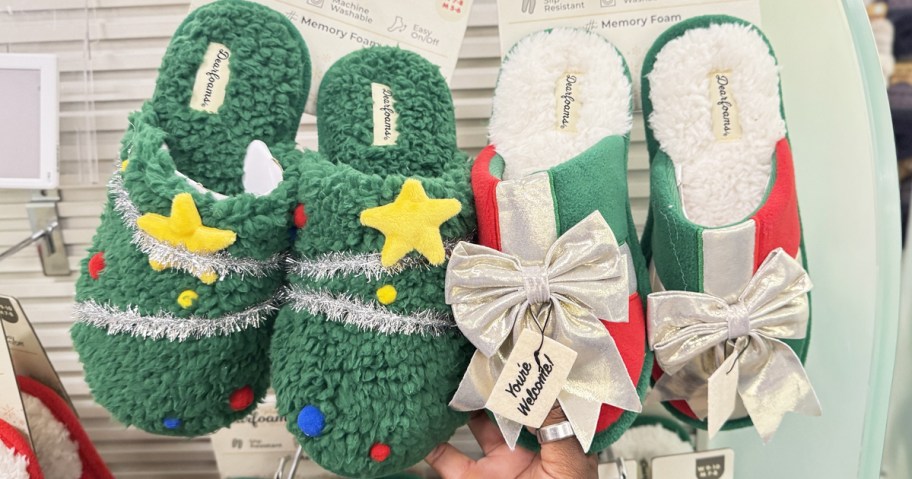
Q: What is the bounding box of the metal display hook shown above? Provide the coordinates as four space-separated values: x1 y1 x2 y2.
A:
0 190 70 276
274 445 304 479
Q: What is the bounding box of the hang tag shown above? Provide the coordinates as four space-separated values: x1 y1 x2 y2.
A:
707 351 739 438
485 330 577 428
496 0 761 110
651 448 734 479
0 295 73 448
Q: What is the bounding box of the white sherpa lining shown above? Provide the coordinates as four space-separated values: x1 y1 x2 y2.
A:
0 441 30 479
22 394 81 479
646 22 786 227
609 424 693 462
489 29 632 180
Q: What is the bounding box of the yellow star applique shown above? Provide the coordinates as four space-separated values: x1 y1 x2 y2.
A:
360 179 461 268
137 193 237 254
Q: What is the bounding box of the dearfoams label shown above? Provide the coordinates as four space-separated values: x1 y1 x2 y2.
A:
555 72 582 132
371 82 399 146
486 330 577 427
190 42 231 113
709 70 742 141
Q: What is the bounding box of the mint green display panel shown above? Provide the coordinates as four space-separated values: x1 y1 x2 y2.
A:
707 1 900 478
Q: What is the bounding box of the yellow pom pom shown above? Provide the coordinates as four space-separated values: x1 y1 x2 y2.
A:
120 160 129 172
199 271 218 285
177 290 199 309
376 285 397 305
149 260 166 272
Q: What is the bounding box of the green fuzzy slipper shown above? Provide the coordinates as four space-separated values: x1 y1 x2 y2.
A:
71 0 310 437
270 47 475 478
641 16 819 441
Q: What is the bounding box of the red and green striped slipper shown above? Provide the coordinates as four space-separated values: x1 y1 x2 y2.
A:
641 16 820 441
462 28 651 453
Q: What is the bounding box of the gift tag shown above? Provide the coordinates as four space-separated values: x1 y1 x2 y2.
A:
651 448 734 479
485 330 577 428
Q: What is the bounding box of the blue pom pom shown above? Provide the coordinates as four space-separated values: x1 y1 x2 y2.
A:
297 405 325 437
162 417 182 429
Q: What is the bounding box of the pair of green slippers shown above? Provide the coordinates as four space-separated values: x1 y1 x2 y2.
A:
71 0 473 476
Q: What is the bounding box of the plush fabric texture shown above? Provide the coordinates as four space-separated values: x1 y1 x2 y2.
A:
21 395 80 479
609 422 693 462
150 0 310 195
17 377 113 479
71 0 310 437
470 29 650 453
489 29 633 180
641 15 810 432
645 19 785 227
0 420 38 479
271 47 476 478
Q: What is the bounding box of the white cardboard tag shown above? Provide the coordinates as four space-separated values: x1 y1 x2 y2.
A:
211 396 326 478
651 448 734 479
0 295 73 447
496 0 762 110
187 0 474 114
485 330 577 428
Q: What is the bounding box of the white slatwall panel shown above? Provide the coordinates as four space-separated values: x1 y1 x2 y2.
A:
0 1 649 476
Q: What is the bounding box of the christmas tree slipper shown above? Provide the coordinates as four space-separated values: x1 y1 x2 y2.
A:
446 29 650 453
71 0 310 436
641 15 820 442
270 47 475 478
0 419 42 479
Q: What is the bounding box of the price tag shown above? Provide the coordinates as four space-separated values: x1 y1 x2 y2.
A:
496 0 762 110
188 0 474 114
485 330 577 428
651 448 734 479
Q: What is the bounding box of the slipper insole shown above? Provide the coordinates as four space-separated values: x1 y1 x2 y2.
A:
489 28 632 179
316 46 459 177
645 22 785 227
150 0 310 196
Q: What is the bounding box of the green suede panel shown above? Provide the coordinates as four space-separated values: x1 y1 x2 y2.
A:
550 135 630 242
149 0 310 195
271 48 475 478
71 0 309 437
647 150 703 292
641 15 809 433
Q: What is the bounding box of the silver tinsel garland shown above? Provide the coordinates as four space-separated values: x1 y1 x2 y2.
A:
73 299 277 341
109 173 283 280
283 286 455 336
286 239 464 281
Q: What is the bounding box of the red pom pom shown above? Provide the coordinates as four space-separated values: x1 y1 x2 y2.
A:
229 386 254 412
88 252 105 280
369 443 391 462
293 204 307 228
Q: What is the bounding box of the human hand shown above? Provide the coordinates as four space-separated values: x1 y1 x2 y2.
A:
425 405 598 479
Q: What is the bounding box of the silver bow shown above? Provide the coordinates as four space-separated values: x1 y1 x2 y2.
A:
648 248 821 442
445 213 642 451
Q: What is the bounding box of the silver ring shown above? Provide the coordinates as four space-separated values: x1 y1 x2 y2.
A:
536 420 575 444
